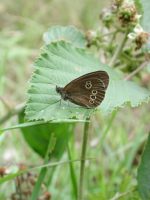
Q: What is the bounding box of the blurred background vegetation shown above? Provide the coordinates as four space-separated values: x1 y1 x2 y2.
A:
0 0 149 199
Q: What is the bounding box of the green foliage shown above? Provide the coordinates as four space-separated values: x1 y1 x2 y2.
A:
43 25 87 48
137 134 150 200
19 110 75 158
0 0 150 199
134 0 143 14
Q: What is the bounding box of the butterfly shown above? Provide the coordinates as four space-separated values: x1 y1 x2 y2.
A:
56 71 109 108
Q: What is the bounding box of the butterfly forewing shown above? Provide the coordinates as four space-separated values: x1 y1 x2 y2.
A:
64 71 109 91
61 71 109 108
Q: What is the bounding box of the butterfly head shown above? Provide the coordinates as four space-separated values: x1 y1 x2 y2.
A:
56 86 70 101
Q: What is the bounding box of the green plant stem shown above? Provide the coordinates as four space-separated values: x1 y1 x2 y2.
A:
109 30 128 67
98 110 117 150
109 30 118 47
78 118 90 200
30 133 56 200
0 159 91 185
67 143 78 199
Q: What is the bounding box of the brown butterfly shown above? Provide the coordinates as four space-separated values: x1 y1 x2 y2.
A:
56 71 109 108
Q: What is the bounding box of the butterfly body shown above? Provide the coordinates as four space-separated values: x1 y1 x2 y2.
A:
56 86 71 101
56 71 109 108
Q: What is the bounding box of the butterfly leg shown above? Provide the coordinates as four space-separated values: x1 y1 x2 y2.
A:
59 99 62 107
54 99 61 108
67 101 73 113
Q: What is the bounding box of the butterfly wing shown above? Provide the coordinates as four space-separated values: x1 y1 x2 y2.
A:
63 71 109 108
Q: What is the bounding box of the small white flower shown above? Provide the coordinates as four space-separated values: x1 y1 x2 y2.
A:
134 24 144 33
135 14 142 21
3 149 17 161
128 24 145 40
128 32 137 40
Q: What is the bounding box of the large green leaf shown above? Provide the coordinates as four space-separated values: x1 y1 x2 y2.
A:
137 134 150 200
19 110 74 158
100 79 150 113
25 41 150 121
43 25 87 48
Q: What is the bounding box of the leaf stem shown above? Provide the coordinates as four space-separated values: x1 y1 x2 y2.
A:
109 30 129 67
78 118 90 200
124 62 148 80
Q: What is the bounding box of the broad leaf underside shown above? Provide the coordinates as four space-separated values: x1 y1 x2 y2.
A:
25 41 150 121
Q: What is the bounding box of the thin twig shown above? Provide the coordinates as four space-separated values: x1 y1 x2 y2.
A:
109 30 118 47
109 30 129 67
0 96 11 110
101 30 118 37
0 158 95 184
110 188 136 200
124 62 148 80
